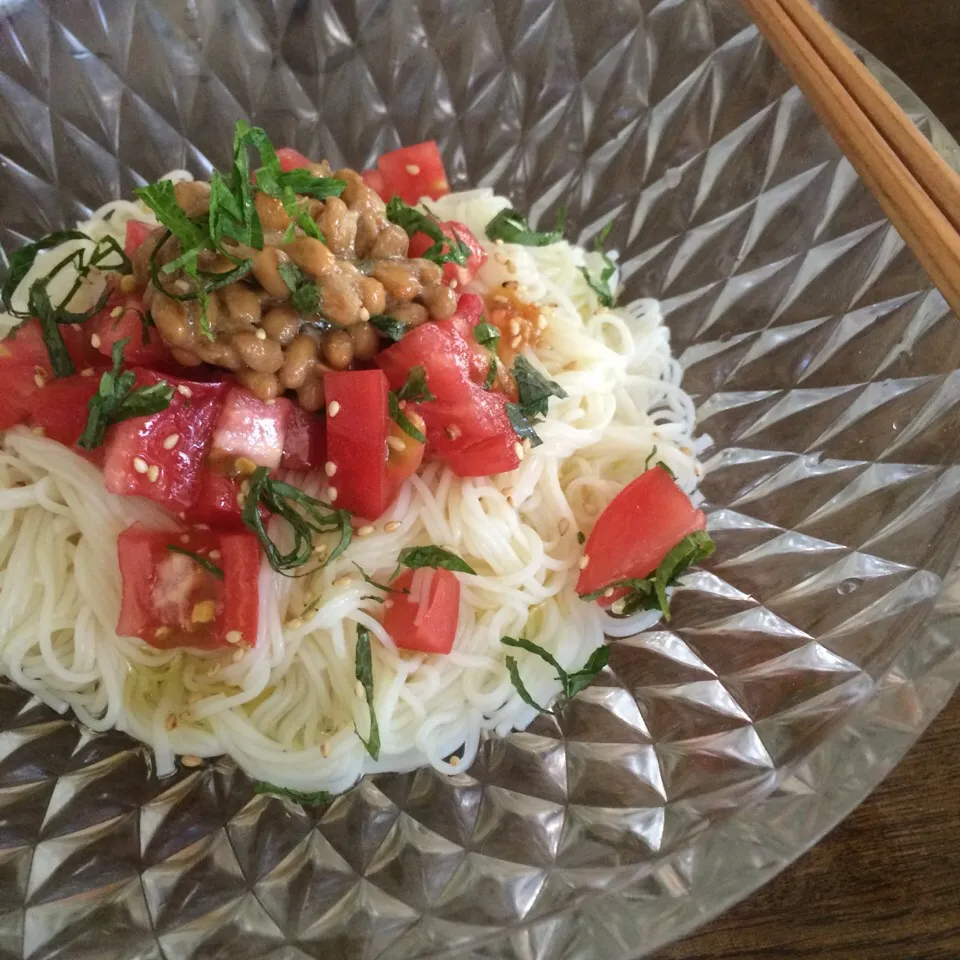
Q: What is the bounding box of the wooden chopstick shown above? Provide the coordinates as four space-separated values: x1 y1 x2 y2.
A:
741 0 960 318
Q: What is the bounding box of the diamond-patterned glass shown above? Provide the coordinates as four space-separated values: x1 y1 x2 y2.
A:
0 1 959 958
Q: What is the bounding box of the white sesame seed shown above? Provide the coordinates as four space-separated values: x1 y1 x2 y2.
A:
503 486 514 502
445 424 462 441
495 238 504 246
333 574 352 589
509 319 521 336
179 533 190 544
603 587 615 598
579 555 590 570
405 163 421 175
119 274 137 293
154 626 171 639
90 333 101 348
164 714 178 731
177 385 192 398
133 457 149 474
313 543 328 558
385 520 402 533
225 630 243 644
265 398 275 406
33 372 46 389
506 260 517 275
513 441 524 461
110 306 124 319
328 486 338 502
174 279 190 294
286 617 303 630
181 755 203 768
80 367 95 377
537 315 548 331
328 400 341 417
324 461 337 477
321 740 332 758
357 524 375 537
612 600 626 615
449 279 458 289
255 328 267 340
147 464 160 483
386 436 406 452
163 433 180 450
31 426 45 436
558 518 570 536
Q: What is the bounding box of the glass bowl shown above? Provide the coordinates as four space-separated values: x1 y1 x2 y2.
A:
0 1 959 958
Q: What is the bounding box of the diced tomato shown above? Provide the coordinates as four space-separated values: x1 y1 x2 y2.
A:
184 467 247 528
324 369 392 520
24 374 101 453
276 147 312 172
103 371 227 511
382 568 460 655
210 388 293 471
408 220 486 288
376 315 520 478
0 319 101 429
376 141 450 205
88 293 171 366
576 466 708 605
281 404 327 472
361 168 387 200
117 523 259 650
124 220 154 258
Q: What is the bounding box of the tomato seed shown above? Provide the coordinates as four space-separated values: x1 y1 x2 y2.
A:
133 457 149 474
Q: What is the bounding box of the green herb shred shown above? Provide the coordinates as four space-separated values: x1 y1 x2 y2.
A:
385 198 470 267
485 207 566 247
388 393 427 444
252 781 333 806
394 545 476 577
166 545 225 580
369 315 409 342
473 321 500 349
396 365 436 404
354 625 381 760
501 636 610 713
579 221 618 307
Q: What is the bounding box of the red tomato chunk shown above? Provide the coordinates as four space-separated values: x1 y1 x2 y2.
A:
382 568 460 655
88 293 171 366
276 147 312 172
408 221 486 288
103 372 227 511
25 375 101 454
376 141 451 205
576 466 707 604
184 467 249 528
117 524 259 650
281 404 327 472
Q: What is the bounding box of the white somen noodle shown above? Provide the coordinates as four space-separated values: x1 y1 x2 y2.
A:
0 181 704 793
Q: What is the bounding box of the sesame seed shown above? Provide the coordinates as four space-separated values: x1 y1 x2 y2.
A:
320 739 332 758
110 306 124 319
225 630 243 644
161 433 179 450
603 587 615 598
174 279 190 294
31 426 45 436
507 260 517 275
537 315 548 331
405 163 421 175
240 479 251 495
147 465 160 483
265 398 275 406
313 544 328 558
386 435 406 453
510 335 522 350
133 457 149 474
509 319 521 336
384 598 394 609
385 520 402 533
357 524 375 537
358 307 370 322
495 238 505 246
164 714 178 731
514 441 524 461
119 274 137 293
449 279 458 289
333 574 352 589
33 372 46 389
179 534 190 544
286 617 303 630
444 424 462 441
494 252 507 265
579 555 590 570
177 385 192 398
324 461 337 477
154 626 171 638
232 649 244 663
612 600 626 615
328 486 338 502
449 755 460 767
355 680 365 698
181 755 203 768
558 518 570 535
209 549 221 560
255 328 267 340
90 333 101 348
80 367 95 377
328 400 341 417
191 600 216 623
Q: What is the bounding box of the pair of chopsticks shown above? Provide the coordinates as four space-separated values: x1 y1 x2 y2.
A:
742 0 960 318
